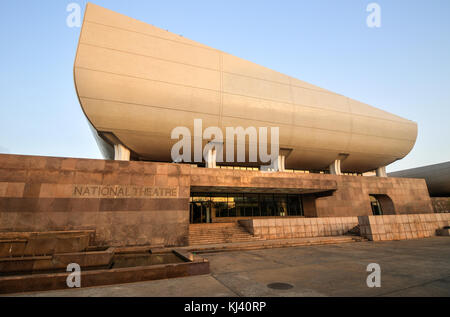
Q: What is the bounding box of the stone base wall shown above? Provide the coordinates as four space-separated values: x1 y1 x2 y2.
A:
0 154 190 247
431 197 450 213
239 217 359 240
240 214 450 242
359 213 450 241
314 176 433 217
0 154 437 247
190 168 434 217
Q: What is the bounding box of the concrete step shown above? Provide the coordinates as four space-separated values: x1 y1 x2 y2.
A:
183 235 366 253
189 228 249 232
190 232 254 236
189 223 259 246
189 235 263 240
189 223 236 228
190 237 264 241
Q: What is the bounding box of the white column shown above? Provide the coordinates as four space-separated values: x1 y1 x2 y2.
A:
329 159 342 175
212 148 217 168
259 155 285 172
376 166 387 177
114 144 130 161
206 147 216 168
278 155 286 172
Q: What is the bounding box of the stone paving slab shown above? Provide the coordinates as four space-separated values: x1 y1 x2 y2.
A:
6 237 450 297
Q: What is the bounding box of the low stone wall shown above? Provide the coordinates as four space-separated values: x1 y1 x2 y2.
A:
0 154 190 247
358 213 450 241
239 217 359 240
240 213 450 242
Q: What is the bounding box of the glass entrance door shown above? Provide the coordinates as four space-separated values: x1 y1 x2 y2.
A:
190 201 211 223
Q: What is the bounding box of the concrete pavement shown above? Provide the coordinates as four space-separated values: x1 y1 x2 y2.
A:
7 237 450 297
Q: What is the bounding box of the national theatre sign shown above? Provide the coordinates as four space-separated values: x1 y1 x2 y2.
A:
72 185 178 198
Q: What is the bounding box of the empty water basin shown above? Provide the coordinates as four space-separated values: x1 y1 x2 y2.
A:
111 252 186 268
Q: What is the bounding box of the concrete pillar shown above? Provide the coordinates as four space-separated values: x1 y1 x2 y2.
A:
205 147 216 168
260 154 285 172
278 155 286 172
329 160 342 175
376 166 387 177
114 144 130 161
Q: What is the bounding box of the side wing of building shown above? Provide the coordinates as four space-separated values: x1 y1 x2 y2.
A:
389 162 450 197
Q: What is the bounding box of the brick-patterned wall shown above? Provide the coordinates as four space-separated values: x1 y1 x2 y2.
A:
358 213 450 241
431 197 450 213
315 176 433 217
0 154 436 247
0 154 190 247
190 168 433 217
239 217 359 239
240 214 450 241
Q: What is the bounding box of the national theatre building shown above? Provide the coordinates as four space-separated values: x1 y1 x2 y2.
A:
1 4 447 248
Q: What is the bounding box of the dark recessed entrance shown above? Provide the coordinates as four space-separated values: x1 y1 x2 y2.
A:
369 194 395 215
370 195 383 215
190 200 212 224
190 192 304 223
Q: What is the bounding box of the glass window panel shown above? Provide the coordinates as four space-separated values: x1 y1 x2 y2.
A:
229 194 244 217
274 194 288 217
211 194 228 218
190 193 305 218
228 195 236 217
260 194 275 217
190 202 204 223
191 195 210 202
243 194 259 217
299 196 304 216
287 195 299 216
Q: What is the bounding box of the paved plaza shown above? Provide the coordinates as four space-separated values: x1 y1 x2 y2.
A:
8 237 450 297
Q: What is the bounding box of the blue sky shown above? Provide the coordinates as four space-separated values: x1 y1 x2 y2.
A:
0 0 449 172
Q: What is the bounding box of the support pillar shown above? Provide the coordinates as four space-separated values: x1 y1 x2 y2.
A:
114 144 130 161
277 155 286 172
329 160 342 175
376 166 387 177
205 147 217 168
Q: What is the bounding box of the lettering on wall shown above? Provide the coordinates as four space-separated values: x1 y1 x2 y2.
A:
72 185 178 198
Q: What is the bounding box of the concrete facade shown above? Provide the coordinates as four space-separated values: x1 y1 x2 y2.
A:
239 213 450 241
358 213 450 241
0 7 436 250
190 165 433 217
389 161 450 213
74 3 417 173
431 197 450 213
0 154 190 247
389 161 450 197
0 154 434 247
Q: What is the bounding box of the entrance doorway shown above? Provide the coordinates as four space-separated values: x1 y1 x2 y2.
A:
370 195 383 215
369 194 395 215
190 201 212 224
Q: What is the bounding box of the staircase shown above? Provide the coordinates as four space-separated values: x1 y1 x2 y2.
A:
189 223 264 246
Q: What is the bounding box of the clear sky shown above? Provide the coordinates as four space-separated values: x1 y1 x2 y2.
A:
0 0 449 172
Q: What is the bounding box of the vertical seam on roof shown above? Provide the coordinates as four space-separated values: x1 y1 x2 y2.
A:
219 52 224 129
